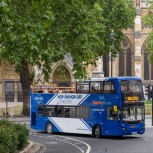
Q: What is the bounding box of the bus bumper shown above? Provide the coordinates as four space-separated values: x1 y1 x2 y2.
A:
120 124 145 135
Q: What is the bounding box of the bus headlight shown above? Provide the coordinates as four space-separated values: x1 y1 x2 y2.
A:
122 127 126 131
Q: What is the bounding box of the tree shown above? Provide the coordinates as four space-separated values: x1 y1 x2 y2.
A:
0 0 136 115
144 1 153 63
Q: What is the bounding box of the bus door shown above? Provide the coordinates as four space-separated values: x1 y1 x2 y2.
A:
104 105 121 135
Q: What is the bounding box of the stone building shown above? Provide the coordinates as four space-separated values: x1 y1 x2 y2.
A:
103 0 152 80
0 0 152 102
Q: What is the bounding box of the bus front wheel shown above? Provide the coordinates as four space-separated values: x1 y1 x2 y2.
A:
94 126 101 138
46 123 53 134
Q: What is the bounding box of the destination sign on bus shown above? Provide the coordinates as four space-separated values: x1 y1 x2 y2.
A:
127 96 138 101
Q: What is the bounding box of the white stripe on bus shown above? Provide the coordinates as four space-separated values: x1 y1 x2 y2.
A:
77 94 90 106
48 117 63 132
46 94 58 105
80 119 92 131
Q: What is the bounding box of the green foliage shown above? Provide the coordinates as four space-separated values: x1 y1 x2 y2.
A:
143 2 153 63
14 123 29 149
0 0 136 114
0 124 18 153
29 71 35 85
0 143 8 153
0 0 136 80
0 120 29 153
0 0 55 80
100 0 136 56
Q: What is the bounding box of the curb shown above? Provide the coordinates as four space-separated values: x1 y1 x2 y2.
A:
20 140 34 153
20 140 43 153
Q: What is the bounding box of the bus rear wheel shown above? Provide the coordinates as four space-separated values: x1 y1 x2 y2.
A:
94 126 101 138
46 123 53 134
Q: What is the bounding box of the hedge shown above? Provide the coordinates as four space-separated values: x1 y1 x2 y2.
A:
0 119 29 153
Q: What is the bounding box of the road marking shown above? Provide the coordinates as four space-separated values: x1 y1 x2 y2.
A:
63 140 84 153
141 137 148 141
58 135 91 153
39 143 47 153
45 141 57 144
30 134 91 152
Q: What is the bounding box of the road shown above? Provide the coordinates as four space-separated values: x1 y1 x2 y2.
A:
30 127 153 153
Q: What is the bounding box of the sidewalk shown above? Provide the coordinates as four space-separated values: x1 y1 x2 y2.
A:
145 115 152 127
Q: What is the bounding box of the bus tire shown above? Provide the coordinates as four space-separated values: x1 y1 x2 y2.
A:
94 126 101 138
46 122 53 134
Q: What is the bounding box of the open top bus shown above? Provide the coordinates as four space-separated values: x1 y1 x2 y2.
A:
30 77 145 137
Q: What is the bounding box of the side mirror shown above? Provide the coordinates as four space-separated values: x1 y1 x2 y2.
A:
113 105 118 112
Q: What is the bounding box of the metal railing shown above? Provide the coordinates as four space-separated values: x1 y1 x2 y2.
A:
5 91 23 102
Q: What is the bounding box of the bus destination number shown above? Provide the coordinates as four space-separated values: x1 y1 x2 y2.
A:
127 96 138 101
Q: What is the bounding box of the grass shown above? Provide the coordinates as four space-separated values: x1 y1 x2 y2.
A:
0 104 23 117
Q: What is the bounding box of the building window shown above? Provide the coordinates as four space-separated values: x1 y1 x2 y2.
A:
103 55 109 77
126 48 132 76
144 50 153 80
119 40 132 77
144 52 149 80
119 50 125 76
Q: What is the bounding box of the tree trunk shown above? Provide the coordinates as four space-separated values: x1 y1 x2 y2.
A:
19 60 31 116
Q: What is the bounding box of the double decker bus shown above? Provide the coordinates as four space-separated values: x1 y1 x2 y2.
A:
30 77 145 137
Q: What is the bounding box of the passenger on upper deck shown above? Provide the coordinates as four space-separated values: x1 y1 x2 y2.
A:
44 88 49 93
38 87 43 93
91 86 96 92
58 88 63 93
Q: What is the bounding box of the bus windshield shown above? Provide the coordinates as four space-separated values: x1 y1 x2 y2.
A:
120 80 143 93
122 106 144 123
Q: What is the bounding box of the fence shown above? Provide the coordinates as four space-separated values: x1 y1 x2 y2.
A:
5 91 23 102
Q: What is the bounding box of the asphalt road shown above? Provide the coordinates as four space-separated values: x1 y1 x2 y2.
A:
30 127 153 153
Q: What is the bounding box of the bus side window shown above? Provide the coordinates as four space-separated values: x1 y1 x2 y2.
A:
64 107 76 118
76 83 89 93
90 82 101 93
55 106 64 117
104 82 116 94
44 106 56 117
64 108 69 118
107 107 118 120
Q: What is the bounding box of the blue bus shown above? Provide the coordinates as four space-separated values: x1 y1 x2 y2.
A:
30 77 145 137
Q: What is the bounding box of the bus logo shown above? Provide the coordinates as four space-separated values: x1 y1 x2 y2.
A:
93 101 104 105
35 95 43 103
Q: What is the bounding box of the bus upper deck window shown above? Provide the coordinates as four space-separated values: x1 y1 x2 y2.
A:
90 82 101 93
104 81 116 94
76 83 89 93
120 80 143 93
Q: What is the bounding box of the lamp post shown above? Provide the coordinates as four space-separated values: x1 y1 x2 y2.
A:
110 30 115 77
